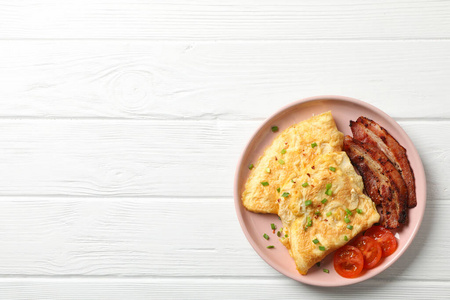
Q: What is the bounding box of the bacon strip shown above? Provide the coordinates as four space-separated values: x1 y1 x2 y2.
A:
351 117 416 208
343 136 407 228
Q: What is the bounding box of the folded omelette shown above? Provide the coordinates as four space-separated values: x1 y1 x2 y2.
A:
242 112 380 275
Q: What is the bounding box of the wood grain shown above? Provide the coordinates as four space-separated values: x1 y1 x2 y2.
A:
0 278 447 300
0 1 450 40
0 119 442 198
0 197 443 280
0 41 449 119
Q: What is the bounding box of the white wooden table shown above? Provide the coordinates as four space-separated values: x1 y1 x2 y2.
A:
0 1 448 299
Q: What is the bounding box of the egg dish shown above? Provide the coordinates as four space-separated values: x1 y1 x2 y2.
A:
241 112 380 275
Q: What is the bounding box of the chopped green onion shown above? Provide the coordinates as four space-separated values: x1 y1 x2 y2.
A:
323 269 329 273
271 126 278 132
302 182 309 187
344 216 350 223
347 225 353 230
263 233 269 240
281 149 286 154
306 216 312 227
325 189 332 196
312 238 319 244
261 181 269 186
276 187 281 193
311 142 318 148
321 198 328 204
326 212 332 217
329 167 336 172
319 246 326 251
271 223 276 230
285 234 288 238
316 262 321 267
315 211 321 216
248 164 254 170
267 245 275 249
344 235 348 241
345 208 353 216
281 192 290 198
305 200 312 206
265 168 271 173
277 231 281 237
278 159 285 165
356 208 363 214
326 183 332 189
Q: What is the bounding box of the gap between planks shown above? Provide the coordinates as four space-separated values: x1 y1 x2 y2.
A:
0 117 446 122
0 195 446 201
0 275 444 283
2 38 450 42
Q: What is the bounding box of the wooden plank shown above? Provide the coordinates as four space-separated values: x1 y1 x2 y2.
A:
0 197 444 279
0 119 443 198
0 41 449 119
0 277 447 300
1 1 450 40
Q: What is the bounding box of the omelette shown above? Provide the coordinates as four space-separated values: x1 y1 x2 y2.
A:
242 112 344 214
242 112 380 275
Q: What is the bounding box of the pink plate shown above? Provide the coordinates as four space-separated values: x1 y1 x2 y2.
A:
234 95 426 287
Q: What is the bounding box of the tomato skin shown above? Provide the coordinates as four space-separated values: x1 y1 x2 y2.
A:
353 236 382 269
333 245 364 278
364 226 398 257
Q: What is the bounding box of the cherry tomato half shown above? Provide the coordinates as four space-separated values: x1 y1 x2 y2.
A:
333 245 364 278
353 236 382 269
364 226 398 257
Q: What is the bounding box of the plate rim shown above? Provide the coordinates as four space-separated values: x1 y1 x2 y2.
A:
233 95 427 287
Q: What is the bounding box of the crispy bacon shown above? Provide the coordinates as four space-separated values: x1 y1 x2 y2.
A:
343 136 407 229
351 117 416 208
